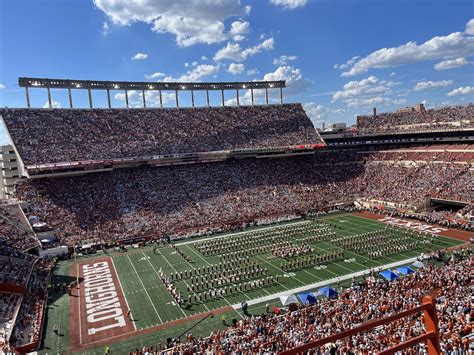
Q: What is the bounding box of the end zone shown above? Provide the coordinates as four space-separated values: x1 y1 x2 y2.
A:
69 257 135 351
353 211 473 241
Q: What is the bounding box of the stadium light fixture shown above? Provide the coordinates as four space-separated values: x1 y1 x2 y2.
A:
18 77 286 108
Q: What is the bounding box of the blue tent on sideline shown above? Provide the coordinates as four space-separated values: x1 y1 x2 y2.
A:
396 266 415 275
318 286 338 299
379 269 399 281
298 292 317 304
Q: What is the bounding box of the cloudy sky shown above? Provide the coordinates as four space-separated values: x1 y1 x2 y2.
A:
0 0 473 126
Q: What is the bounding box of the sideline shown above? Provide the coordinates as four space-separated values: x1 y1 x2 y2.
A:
231 256 418 309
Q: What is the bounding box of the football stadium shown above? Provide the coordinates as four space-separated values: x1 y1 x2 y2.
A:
0 2 473 354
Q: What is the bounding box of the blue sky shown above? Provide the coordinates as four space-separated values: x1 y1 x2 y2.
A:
0 0 473 127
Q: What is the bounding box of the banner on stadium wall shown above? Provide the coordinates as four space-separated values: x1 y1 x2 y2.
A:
26 143 326 175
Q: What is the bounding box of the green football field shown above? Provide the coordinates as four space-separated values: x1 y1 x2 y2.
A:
39 213 464 354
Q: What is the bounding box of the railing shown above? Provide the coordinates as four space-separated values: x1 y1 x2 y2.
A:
280 296 440 355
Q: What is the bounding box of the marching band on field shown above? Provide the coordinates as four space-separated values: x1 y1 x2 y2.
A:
155 220 439 307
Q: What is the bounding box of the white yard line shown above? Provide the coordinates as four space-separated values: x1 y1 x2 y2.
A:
316 240 385 272
175 220 310 246
254 255 301 289
126 255 163 323
142 253 187 318
111 258 137 331
231 256 418 309
77 263 83 345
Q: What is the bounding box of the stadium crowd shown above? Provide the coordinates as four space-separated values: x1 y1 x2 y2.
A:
9 258 52 349
0 205 39 252
0 100 471 353
0 241 53 352
357 104 474 133
154 250 472 354
14 152 471 245
1 104 321 165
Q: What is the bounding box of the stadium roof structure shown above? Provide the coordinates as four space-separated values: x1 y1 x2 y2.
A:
18 77 286 109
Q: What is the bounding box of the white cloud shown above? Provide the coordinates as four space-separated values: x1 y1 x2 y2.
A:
214 38 274 62
225 65 311 105
338 19 474 76
345 96 407 108
145 72 166 80
102 22 111 36
333 56 360 70
132 52 148 60
247 68 259 76
201 56 208 61
466 19 474 35
273 55 298 65
414 80 453 91
434 57 471 70
447 86 474 96
303 102 345 125
262 66 311 95
333 76 392 100
230 20 249 41
93 0 248 47
114 90 176 107
164 64 220 82
43 100 61 108
332 76 405 108
232 35 245 42
390 72 396 77
114 91 135 101
270 0 308 10
227 63 245 74
0 84 5 89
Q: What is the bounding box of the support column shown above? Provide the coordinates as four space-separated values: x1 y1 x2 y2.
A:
422 296 441 355
206 90 210 107
25 87 30 108
47 87 52 108
191 90 195 108
251 89 254 106
68 88 73 108
142 89 146 108
236 89 240 106
159 90 163 108
107 89 111 108
175 90 179 108
125 89 129 108
88 88 93 108
265 88 269 105
280 87 283 104
221 89 225 107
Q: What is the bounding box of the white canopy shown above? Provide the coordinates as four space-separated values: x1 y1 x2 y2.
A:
279 294 299 306
412 260 424 268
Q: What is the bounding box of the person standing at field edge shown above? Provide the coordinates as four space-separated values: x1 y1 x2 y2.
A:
104 344 110 354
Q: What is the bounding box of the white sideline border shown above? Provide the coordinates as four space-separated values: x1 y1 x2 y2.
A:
231 256 418 309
